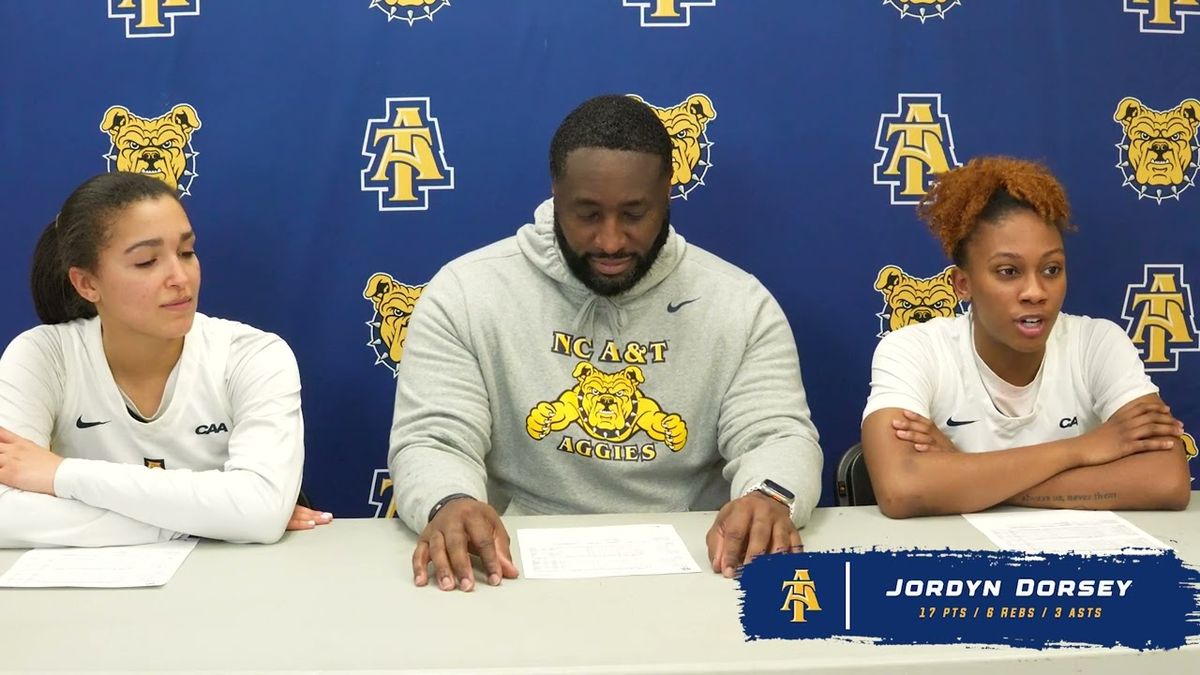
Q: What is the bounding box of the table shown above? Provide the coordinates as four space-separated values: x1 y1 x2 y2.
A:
2 499 1198 673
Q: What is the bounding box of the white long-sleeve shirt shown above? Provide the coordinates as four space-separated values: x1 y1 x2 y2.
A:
0 313 304 547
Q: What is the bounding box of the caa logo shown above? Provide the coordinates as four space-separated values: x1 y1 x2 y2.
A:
630 94 717 200
364 272 426 376
370 0 450 25
883 0 961 22
623 0 716 27
874 265 962 337
874 94 961 206
100 104 202 196
368 469 398 518
108 0 199 38
1121 264 1200 372
362 98 455 211
195 422 229 435
1113 97 1200 204
1123 0 1200 34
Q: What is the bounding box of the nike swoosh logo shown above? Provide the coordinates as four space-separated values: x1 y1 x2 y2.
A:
75 416 110 429
667 298 700 313
945 417 977 427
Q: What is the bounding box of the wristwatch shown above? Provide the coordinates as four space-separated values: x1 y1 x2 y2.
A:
748 479 796 512
428 493 475 523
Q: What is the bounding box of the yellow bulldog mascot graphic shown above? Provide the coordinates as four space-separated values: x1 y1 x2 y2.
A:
527 362 688 450
363 273 425 370
1184 432 1197 462
884 0 960 22
100 104 201 193
629 93 716 199
874 265 959 335
1114 97 1200 202
371 0 449 24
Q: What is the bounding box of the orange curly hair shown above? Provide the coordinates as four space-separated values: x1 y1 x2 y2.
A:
917 156 1075 266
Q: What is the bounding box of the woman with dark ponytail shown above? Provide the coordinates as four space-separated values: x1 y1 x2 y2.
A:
860 157 1191 519
0 172 329 547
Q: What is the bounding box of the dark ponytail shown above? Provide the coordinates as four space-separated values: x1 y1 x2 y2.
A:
30 172 179 324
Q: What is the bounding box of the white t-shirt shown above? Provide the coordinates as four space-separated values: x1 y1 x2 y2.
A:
862 313 1158 452
0 313 304 547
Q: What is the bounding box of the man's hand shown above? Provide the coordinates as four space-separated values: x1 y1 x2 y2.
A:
286 505 333 530
706 492 801 578
891 411 960 453
1078 400 1182 466
412 498 518 591
0 426 63 495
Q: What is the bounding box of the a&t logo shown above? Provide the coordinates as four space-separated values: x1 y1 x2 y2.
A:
108 0 199 38
781 569 822 622
874 94 961 206
630 94 717 200
362 98 455 211
623 0 716 27
1123 0 1200 33
370 0 450 25
1122 264 1200 372
368 469 398 518
883 0 961 22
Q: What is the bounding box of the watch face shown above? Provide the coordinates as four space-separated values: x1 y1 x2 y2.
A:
764 479 795 501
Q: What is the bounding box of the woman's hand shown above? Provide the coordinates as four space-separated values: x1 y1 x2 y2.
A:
0 426 63 495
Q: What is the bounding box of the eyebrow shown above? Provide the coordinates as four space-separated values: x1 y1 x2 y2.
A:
122 230 194 255
988 247 1065 260
570 197 649 208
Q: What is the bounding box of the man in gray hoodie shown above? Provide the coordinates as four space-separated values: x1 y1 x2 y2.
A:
390 95 823 592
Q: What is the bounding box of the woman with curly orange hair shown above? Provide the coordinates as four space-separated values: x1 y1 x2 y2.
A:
860 157 1191 518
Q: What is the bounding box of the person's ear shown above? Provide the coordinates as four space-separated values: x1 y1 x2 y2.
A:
68 267 101 305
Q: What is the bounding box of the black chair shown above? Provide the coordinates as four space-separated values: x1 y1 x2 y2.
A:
834 442 876 507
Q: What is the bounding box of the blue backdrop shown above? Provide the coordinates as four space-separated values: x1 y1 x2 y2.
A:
1 0 1196 517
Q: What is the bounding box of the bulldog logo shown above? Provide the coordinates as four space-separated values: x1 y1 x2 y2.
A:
1113 97 1200 203
874 265 960 336
629 93 716 200
364 273 426 375
883 0 961 22
526 362 688 450
370 0 450 25
100 104 202 195
1183 432 1197 462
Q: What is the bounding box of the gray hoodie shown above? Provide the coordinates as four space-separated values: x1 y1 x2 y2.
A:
388 199 823 532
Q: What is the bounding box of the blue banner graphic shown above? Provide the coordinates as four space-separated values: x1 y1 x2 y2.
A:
739 550 1200 650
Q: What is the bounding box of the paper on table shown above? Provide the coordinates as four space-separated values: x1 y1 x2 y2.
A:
517 523 701 579
963 510 1170 554
0 539 198 588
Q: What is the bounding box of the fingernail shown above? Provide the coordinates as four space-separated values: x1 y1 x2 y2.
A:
489 574 500 586
439 576 453 590
460 577 473 591
723 566 734 578
306 520 316 527
322 512 333 520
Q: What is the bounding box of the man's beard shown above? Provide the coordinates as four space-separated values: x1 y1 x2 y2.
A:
554 209 670 297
